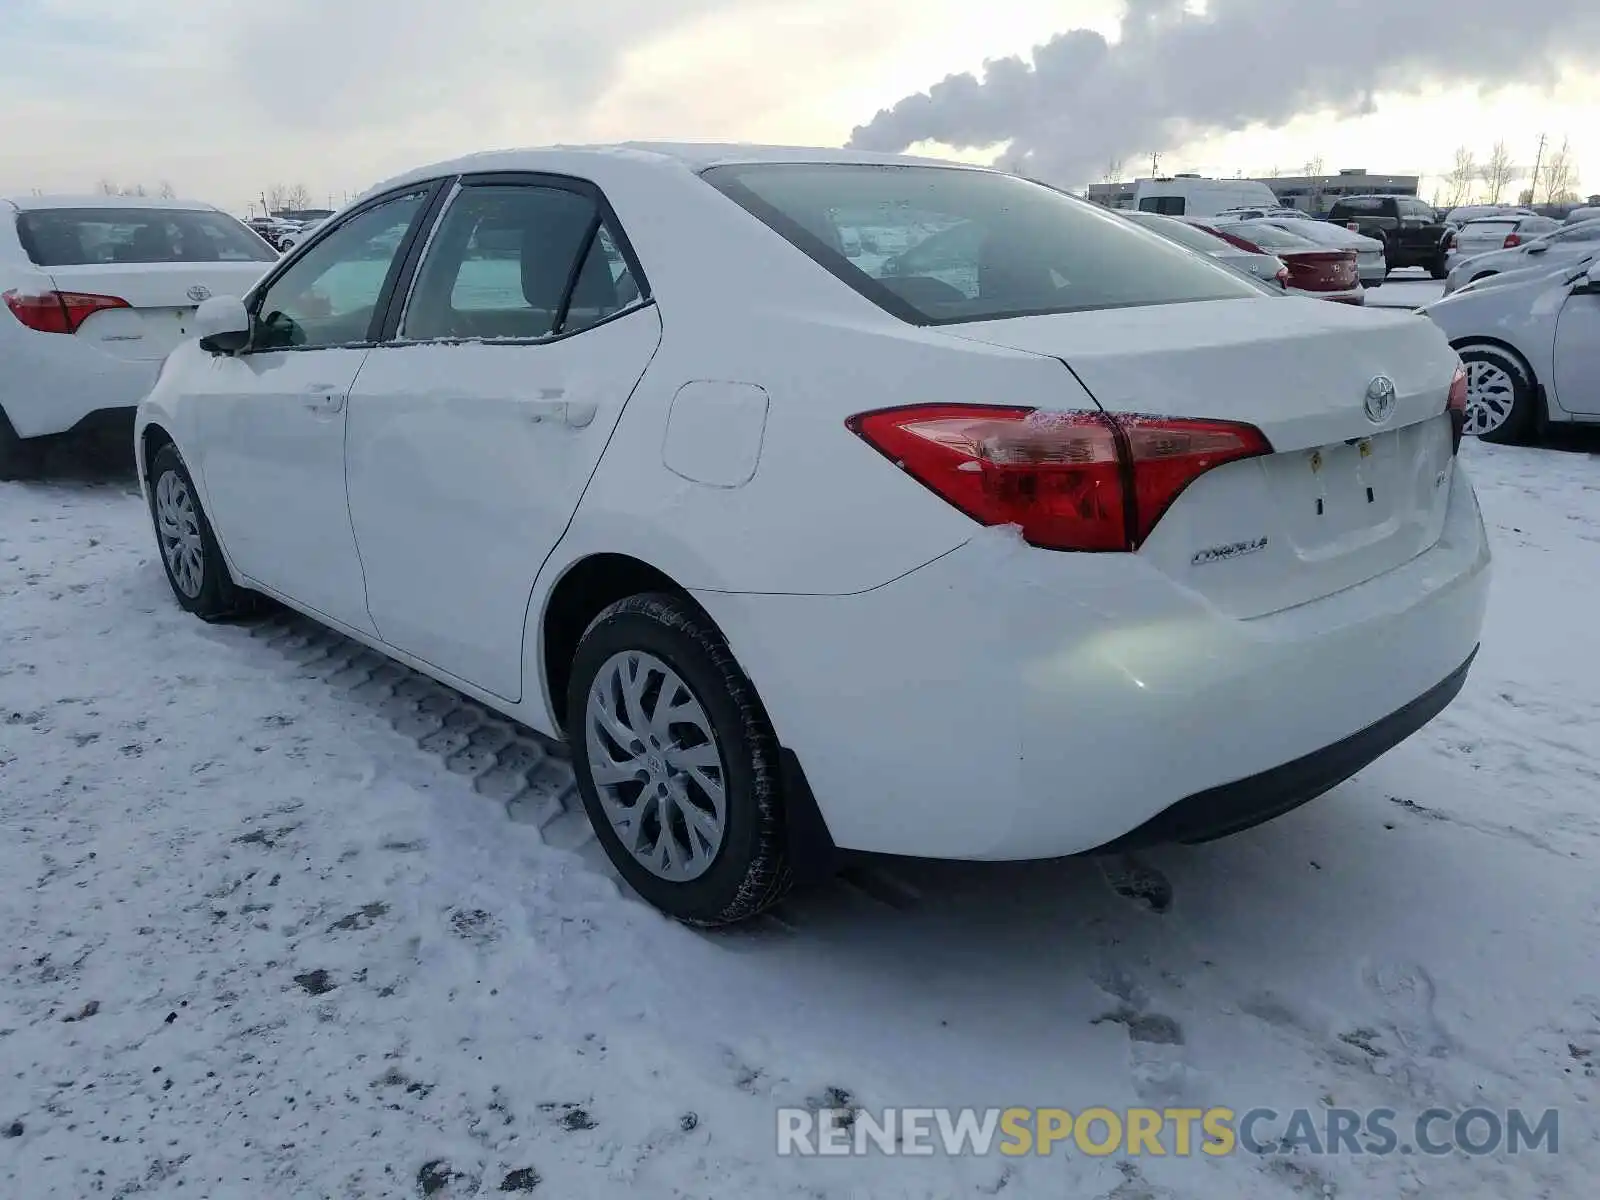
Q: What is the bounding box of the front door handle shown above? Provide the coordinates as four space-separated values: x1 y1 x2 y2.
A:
304 393 345 414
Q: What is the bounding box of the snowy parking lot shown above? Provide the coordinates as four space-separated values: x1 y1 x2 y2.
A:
3 318 1598 1196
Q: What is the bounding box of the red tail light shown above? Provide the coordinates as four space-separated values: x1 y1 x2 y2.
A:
1447 363 1468 453
1283 251 1358 293
847 405 1272 552
1445 231 1457 250
1503 233 1522 249
4 288 130 334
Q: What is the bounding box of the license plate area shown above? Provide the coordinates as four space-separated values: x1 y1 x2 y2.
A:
1269 429 1410 556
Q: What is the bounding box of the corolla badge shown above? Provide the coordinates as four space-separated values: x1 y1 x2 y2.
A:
1364 375 1397 424
186 284 212 303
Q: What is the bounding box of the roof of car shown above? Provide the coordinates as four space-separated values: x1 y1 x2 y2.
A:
365 141 985 196
2 194 221 213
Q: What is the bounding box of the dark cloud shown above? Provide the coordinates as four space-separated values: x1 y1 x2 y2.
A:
849 0 1600 186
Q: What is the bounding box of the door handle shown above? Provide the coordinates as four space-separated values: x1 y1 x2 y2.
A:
304 393 345 414
521 398 597 428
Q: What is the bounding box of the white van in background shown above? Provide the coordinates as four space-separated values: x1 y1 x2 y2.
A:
1131 176 1281 218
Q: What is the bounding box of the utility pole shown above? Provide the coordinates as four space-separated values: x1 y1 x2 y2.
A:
1527 133 1546 205
1149 151 1161 176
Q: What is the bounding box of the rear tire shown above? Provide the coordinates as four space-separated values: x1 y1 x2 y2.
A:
1456 343 1537 445
566 592 795 926
1429 254 1450 280
0 408 42 482
147 443 258 620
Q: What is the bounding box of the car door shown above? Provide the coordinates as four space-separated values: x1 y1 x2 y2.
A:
344 175 662 700
1395 197 1435 260
194 184 442 633
1552 270 1600 415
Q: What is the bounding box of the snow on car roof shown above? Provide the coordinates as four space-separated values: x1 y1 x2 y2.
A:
362 142 988 201
2 194 222 212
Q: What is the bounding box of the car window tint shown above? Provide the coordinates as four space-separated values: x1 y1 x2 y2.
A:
402 185 634 342
16 207 278 266
1553 222 1600 243
1331 197 1387 215
704 164 1262 325
252 190 428 351
1137 195 1185 215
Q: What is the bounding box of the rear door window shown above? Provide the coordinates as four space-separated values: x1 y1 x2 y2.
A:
1137 196 1186 215
402 184 642 342
15 208 278 266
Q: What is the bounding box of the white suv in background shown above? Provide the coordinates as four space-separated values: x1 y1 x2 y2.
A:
1 195 279 478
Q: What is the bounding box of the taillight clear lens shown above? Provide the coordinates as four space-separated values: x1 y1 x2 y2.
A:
1447 364 1468 453
3 288 128 334
847 405 1272 552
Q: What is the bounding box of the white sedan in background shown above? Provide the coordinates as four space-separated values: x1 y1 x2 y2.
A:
1443 218 1600 295
1121 209 1289 287
136 144 1488 925
1 195 278 478
1423 255 1600 442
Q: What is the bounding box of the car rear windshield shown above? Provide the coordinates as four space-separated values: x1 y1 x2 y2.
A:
1124 213 1233 254
1213 222 1318 252
16 207 278 267
700 163 1264 325
1462 220 1517 238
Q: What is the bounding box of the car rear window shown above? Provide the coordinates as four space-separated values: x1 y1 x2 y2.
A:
1330 197 1389 215
1212 222 1318 252
701 163 1263 325
15 207 278 266
1462 220 1517 238
1124 213 1230 254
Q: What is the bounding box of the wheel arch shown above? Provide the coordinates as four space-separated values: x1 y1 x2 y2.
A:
1450 335 1538 384
139 420 176 481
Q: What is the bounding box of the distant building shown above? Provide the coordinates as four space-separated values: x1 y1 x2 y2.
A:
1086 168 1420 216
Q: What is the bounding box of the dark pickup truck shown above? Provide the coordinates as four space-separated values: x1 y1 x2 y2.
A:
1324 195 1451 279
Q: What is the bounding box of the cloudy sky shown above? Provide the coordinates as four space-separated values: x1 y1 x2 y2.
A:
4 0 1597 213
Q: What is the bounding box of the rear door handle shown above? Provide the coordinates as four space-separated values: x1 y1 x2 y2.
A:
521 398 597 428
304 392 345 414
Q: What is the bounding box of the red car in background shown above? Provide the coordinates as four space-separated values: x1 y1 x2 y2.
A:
1189 219 1364 304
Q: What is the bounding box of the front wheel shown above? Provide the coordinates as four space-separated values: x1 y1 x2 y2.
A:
147 443 258 620
1456 344 1537 445
567 593 795 925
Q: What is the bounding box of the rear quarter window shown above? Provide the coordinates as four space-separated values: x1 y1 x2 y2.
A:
702 163 1265 326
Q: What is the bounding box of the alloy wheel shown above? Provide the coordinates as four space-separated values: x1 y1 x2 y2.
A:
154 470 205 598
1462 360 1515 437
583 649 728 882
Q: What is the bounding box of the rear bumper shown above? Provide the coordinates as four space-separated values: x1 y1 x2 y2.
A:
0 335 158 439
1102 647 1476 849
695 466 1490 860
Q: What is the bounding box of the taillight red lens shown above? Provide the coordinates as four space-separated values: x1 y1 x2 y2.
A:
3 288 129 334
847 405 1272 552
1503 233 1522 249
1446 363 1468 453
1275 265 1291 289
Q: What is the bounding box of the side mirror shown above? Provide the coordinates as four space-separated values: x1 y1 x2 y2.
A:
195 295 251 354
1586 261 1600 289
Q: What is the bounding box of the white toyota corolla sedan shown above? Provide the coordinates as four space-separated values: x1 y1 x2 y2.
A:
1 195 279 478
135 144 1491 925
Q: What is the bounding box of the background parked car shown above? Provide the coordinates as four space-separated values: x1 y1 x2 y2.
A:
1121 210 1289 288
1423 254 1600 441
1 194 279 478
1444 212 1562 272
1566 206 1600 226
1442 203 1530 230
1202 219 1364 303
1239 215 1388 288
1325 194 1451 278
1443 218 1600 295
275 220 324 253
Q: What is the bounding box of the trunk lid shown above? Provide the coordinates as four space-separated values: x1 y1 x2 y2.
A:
1282 250 1359 293
942 297 1461 616
46 262 271 361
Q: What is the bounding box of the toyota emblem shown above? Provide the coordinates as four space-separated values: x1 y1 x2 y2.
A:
1364 375 1397 424
186 284 212 303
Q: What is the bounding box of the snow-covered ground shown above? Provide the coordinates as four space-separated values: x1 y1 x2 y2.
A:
3 425 1598 1199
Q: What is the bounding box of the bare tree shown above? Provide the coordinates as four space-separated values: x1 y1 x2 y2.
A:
1444 146 1478 206
1266 165 1282 180
97 178 121 195
158 180 177 199
266 183 314 215
1303 155 1326 177
1102 158 1125 183
1541 139 1578 204
1479 141 1516 204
